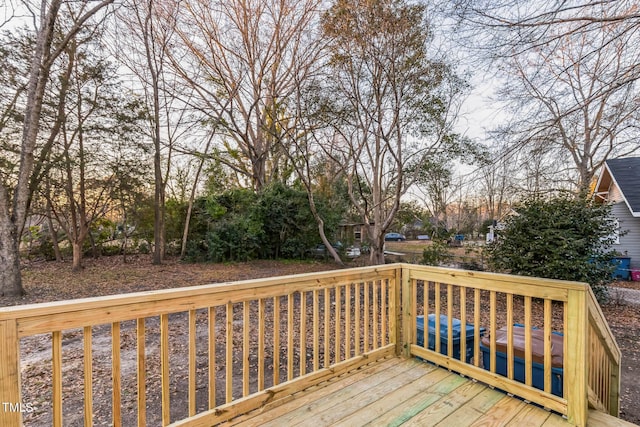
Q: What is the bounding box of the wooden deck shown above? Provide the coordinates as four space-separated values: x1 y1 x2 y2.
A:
223 357 634 427
0 264 629 426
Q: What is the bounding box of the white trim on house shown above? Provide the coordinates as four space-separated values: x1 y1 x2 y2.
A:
595 161 640 217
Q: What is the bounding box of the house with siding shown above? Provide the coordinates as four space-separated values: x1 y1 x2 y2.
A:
593 157 640 271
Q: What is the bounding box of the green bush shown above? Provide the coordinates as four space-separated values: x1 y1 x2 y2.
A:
486 196 619 303
421 241 453 266
184 182 343 262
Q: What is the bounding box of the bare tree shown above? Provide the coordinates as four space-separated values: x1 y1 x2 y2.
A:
0 0 114 296
451 0 640 192
475 146 516 221
322 0 465 264
413 159 460 235
43 30 145 271
501 27 640 190
169 0 325 191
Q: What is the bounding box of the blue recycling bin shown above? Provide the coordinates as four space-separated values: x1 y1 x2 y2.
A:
480 326 564 397
612 257 631 280
416 314 485 363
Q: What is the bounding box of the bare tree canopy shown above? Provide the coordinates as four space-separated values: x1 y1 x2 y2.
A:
451 0 640 192
168 0 325 191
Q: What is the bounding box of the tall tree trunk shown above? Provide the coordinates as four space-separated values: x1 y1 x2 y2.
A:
368 224 386 265
0 0 62 296
46 207 63 262
121 208 128 264
180 162 204 259
143 0 165 265
71 241 83 272
153 152 165 264
308 191 343 265
0 187 23 296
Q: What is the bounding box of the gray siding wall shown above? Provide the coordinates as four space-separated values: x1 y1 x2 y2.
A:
612 202 640 270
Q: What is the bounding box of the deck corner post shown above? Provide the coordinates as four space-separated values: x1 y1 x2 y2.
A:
566 288 588 427
399 265 413 358
0 319 22 426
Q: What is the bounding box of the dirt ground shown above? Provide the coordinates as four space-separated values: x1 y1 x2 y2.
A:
2 254 640 425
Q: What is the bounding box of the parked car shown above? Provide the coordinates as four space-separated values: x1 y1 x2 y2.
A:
384 232 406 242
309 242 343 258
346 246 361 258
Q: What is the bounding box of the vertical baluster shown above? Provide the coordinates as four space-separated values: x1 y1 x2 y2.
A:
136 319 146 426
474 288 480 367
258 299 265 391
544 299 552 394
381 280 387 347
84 326 93 427
424 281 430 350
313 290 319 371
208 307 216 409
592 328 597 396
335 286 342 362
225 303 233 404
345 284 351 358
373 281 379 350
597 344 603 402
273 297 280 386
364 282 370 352
300 291 307 375
604 354 610 411
524 296 532 387
490 291 497 373
288 294 294 381
355 282 361 356
412 279 418 349
324 288 330 367
53 330 62 427
112 322 121 427
243 301 250 397
161 314 170 425
507 294 514 380
460 287 467 363
435 283 441 353
447 284 453 358
189 310 196 416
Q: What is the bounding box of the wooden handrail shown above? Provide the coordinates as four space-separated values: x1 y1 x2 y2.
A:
0 263 621 427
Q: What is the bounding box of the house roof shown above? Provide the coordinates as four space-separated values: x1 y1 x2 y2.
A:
600 157 640 217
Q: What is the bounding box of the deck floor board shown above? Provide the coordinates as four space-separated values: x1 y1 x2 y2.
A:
224 357 633 427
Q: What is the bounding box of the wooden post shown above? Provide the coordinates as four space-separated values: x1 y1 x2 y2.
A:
565 288 588 426
0 320 22 426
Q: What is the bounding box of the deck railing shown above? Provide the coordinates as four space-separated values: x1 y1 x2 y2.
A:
401 264 621 426
0 263 620 426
